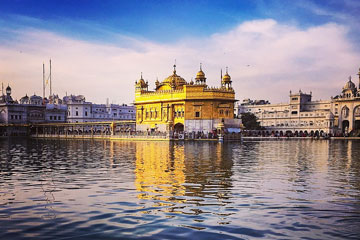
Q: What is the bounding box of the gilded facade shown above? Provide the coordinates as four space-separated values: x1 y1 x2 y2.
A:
134 65 241 133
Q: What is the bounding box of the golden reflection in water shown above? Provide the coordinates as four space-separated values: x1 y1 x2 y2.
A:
346 140 352 170
135 142 186 203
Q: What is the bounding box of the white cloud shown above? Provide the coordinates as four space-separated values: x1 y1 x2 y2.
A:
0 18 359 104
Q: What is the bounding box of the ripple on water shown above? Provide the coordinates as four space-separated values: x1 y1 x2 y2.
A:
0 139 360 239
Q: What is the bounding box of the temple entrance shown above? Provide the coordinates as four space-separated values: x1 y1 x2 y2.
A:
354 120 360 130
342 120 349 133
174 123 184 132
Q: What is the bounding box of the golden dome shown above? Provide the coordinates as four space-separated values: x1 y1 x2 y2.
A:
222 72 231 83
162 65 187 87
136 73 148 88
196 70 205 79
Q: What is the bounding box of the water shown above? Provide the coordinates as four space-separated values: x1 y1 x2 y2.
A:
0 138 360 239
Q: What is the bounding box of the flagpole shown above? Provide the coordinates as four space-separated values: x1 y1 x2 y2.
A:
50 59 52 99
43 63 45 102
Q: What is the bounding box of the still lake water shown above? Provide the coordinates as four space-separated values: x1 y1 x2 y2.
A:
1 138 360 240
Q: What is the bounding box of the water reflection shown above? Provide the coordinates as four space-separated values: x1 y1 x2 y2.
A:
0 138 360 239
135 142 186 202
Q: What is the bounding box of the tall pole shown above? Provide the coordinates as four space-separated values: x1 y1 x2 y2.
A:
43 63 45 101
50 59 52 98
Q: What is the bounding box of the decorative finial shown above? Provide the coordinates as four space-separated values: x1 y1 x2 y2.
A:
200 63 202 71
173 60 176 73
349 75 352 81
221 68 223 79
141 72 143 79
226 67 228 74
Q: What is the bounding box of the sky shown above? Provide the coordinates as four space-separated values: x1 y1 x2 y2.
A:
0 0 360 104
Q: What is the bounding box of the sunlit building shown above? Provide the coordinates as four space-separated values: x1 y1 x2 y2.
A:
63 95 136 123
236 68 360 136
134 64 241 133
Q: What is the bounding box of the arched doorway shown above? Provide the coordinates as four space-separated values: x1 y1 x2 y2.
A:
354 106 360 130
355 120 360 130
342 120 349 133
174 123 184 132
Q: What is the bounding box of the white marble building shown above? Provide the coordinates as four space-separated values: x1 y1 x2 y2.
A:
236 68 360 136
63 95 135 123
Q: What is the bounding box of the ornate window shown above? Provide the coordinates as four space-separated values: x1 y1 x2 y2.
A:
354 106 360 117
341 106 349 118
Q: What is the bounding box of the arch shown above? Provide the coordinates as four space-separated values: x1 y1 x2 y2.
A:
354 120 360 130
342 120 349 133
315 130 319 137
304 130 308 137
354 105 360 118
174 123 184 132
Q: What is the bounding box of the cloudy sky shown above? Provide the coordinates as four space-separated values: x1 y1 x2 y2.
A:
0 0 360 104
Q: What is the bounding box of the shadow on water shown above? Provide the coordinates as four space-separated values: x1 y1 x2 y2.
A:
0 138 360 239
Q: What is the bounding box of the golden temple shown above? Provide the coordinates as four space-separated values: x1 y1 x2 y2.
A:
134 64 241 133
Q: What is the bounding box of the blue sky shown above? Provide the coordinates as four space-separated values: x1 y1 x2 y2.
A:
0 0 360 103
1 0 359 42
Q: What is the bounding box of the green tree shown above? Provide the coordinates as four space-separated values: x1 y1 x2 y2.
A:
241 112 261 130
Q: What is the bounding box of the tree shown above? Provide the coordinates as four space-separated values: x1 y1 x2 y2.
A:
241 112 261 130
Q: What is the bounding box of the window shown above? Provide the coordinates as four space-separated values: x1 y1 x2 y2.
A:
195 111 200 118
220 110 224 115
59 116 61 120
292 97 298 101
76 111 79 116
291 111 298 114
225 110 229 116
85 111 88 116
50 116 53 120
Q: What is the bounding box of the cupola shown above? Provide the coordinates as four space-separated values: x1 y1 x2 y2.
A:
221 67 232 89
195 63 206 84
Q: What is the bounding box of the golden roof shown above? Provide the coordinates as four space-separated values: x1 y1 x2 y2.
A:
136 73 148 88
196 70 205 79
222 72 231 83
195 63 206 80
162 65 187 87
